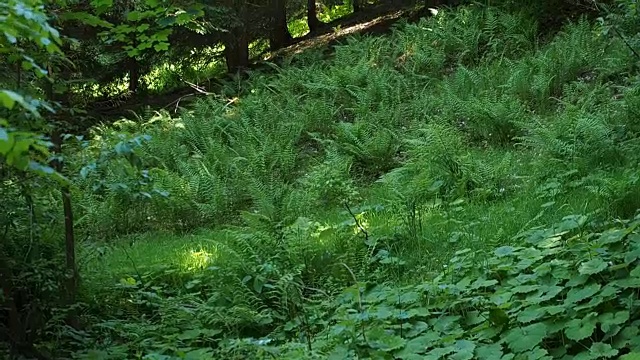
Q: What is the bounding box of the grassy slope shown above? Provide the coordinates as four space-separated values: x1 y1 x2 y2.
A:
73 4 640 358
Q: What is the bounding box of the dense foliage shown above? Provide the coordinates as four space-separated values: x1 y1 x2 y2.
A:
2 0 640 359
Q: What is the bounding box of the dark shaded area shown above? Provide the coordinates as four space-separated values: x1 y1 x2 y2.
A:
85 3 440 123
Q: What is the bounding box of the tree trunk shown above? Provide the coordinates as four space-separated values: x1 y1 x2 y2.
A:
307 0 321 33
128 58 139 93
0 255 23 348
46 64 79 328
224 4 250 73
224 30 249 73
50 131 79 313
269 0 293 51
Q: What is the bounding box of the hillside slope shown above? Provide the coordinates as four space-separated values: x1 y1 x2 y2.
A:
67 4 640 359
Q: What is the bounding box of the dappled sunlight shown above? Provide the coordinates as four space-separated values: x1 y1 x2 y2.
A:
179 247 219 272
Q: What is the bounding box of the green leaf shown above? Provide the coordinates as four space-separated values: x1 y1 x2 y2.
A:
503 323 548 353
153 42 169 51
475 343 503 359
328 346 353 360
426 346 456 359
565 313 598 341
145 0 160 6
450 340 475 360
566 274 590 287
579 258 608 275
613 277 640 288
527 347 551 360
405 322 430 338
127 11 142 21
620 353 640 360
395 333 439 359
517 306 546 323
564 283 601 305
495 246 516 257
599 311 630 333
368 328 406 351
512 285 539 294
588 342 618 358
598 228 627 244
0 90 20 109
471 278 498 289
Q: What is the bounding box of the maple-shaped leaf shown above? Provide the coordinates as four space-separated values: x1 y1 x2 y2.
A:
503 323 548 353
578 258 608 275
564 313 598 341
599 310 630 333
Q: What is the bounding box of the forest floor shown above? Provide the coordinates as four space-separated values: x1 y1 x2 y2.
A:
69 3 640 359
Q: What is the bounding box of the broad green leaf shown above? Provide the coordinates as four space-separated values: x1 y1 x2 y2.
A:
566 274 590 287
475 343 503 359
613 277 640 288
450 340 475 360
154 42 169 51
395 333 439 359
588 342 618 358
495 246 516 257
620 353 640 360
579 258 608 275
544 305 565 315
425 346 455 359
471 278 498 289
503 323 548 353
405 322 430 338
127 11 142 21
527 347 551 360
565 313 598 341
491 291 513 305
368 328 406 351
526 285 564 304
0 90 20 109
598 228 627 244
599 310 630 333
517 306 546 323
328 346 353 360
564 283 601 304
512 285 539 294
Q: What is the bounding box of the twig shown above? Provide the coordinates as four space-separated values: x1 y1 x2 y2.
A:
341 262 367 343
343 202 369 244
121 244 145 288
593 0 640 61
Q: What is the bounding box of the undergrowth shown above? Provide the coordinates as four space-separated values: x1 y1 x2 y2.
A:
54 3 640 359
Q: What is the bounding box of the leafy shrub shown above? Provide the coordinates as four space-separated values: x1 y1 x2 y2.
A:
331 121 401 180
520 105 624 172
299 148 360 208
267 214 640 359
